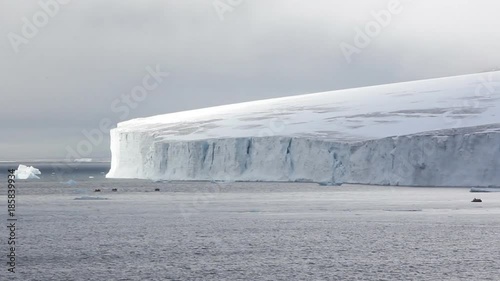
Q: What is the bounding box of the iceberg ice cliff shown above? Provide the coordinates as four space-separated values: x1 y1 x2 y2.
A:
107 71 500 186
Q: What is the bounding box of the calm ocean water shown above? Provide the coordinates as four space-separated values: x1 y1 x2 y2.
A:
1 162 499 280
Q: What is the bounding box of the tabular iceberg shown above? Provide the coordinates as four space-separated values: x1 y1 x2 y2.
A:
107 71 500 187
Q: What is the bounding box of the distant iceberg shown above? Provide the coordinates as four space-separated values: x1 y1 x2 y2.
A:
14 164 41 180
74 158 92 162
63 179 78 186
74 196 108 200
470 187 500 193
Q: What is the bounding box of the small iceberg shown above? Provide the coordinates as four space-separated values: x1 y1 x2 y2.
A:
14 164 41 180
74 158 92 162
64 179 78 186
470 187 500 193
74 196 108 200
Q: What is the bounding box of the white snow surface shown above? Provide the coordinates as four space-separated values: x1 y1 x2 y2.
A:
107 71 500 186
15 164 41 180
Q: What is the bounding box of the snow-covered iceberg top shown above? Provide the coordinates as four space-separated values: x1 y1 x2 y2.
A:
115 71 500 142
14 164 41 180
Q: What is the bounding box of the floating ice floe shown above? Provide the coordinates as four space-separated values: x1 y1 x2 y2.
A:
470 187 500 193
64 179 78 186
74 158 92 162
74 196 108 200
14 164 41 180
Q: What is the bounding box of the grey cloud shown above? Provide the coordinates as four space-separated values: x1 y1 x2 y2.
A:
1 0 499 160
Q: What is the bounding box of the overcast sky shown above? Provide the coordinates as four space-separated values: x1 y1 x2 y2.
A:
1 0 499 160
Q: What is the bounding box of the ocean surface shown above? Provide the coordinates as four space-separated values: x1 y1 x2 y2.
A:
1 162 499 281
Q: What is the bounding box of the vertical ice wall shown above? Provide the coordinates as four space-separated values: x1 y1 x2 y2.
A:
347 129 500 186
107 127 500 187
